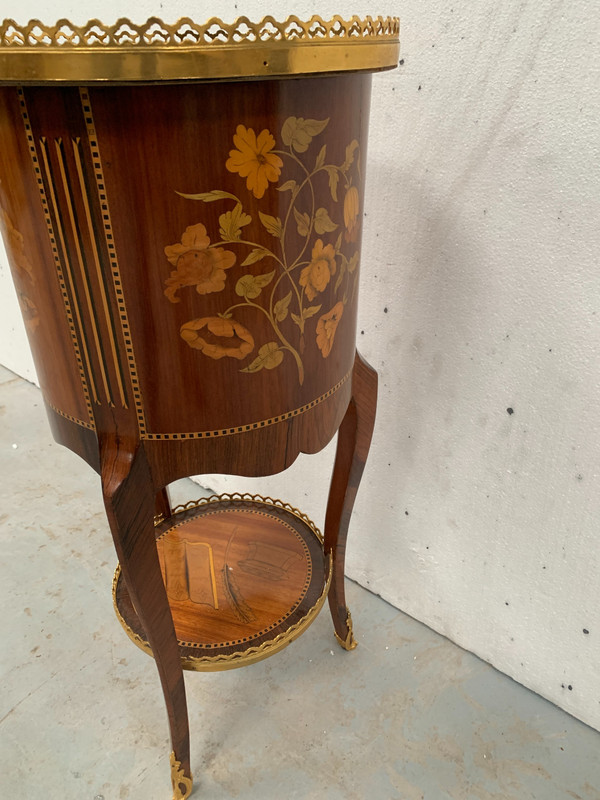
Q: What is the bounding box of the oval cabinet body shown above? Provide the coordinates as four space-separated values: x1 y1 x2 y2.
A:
0 15 398 799
0 74 371 480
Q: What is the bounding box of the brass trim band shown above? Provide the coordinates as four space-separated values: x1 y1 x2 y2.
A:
0 16 400 83
113 554 332 672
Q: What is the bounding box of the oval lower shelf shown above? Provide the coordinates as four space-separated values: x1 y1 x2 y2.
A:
113 494 331 671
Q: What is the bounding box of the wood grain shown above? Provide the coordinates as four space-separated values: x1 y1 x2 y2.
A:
0 72 377 795
115 498 328 668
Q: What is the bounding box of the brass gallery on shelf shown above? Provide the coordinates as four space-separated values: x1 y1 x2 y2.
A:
0 14 399 800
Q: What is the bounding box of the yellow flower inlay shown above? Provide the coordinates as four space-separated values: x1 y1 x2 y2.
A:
316 302 344 358
164 223 236 302
180 316 254 361
299 239 337 301
225 126 283 199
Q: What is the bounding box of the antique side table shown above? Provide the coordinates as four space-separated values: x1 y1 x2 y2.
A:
0 15 399 799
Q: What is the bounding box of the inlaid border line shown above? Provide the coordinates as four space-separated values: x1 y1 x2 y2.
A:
47 402 95 430
54 136 114 407
79 87 146 432
141 368 351 441
161 508 312 647
17 88 96 427
38 136 100 407
71 136 129 409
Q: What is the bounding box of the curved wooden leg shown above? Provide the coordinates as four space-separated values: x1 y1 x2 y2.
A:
324 350 378 650
100 436 192 800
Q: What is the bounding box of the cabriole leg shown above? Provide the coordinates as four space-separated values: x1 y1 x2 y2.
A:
324 351 378 650
100 436 192 799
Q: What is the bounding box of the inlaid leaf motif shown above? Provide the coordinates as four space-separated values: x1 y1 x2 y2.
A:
219 203 251 241
258 211 283 238
347 252 359 273
314 207 338 235
315 144 327 170
303 304 322 320
176 189 238 202
281 117 329 153
294 207 311 237
235 270 276 299
277 179 298 195
241 248 268 267
325 166 339 202
241 342 284 373
291 302 322 332
341 140 359 173
334 257 346 292
274 291 292 322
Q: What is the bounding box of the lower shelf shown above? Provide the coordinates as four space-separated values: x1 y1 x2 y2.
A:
113 493 331 671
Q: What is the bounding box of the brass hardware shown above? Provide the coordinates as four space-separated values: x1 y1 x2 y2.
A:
170 752 192 800
0 16 399 84
334 607 358 650
168 492 324 543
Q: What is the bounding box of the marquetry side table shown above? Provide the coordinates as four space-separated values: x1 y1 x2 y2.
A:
0 14 399 799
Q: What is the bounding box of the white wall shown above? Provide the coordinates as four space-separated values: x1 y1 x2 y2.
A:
2 0 600 731
0 242 37 381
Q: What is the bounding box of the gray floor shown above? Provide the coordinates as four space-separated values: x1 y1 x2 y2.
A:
1 364 600 800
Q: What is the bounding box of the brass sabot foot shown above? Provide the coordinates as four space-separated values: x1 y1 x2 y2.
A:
334 608 358 651
170 752 193 800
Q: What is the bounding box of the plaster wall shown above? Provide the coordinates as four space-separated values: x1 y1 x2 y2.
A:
2 0 600 731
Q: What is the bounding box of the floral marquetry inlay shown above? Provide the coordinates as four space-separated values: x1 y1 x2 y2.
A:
164 116 362 385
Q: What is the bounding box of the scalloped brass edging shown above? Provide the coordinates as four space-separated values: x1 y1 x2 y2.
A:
113 494 332 671
0 15 400 84
158 492 324 543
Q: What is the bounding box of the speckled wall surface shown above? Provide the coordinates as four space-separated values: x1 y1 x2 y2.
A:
2 0 600 732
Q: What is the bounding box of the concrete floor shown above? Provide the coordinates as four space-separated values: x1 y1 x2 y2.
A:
1 365 600 800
